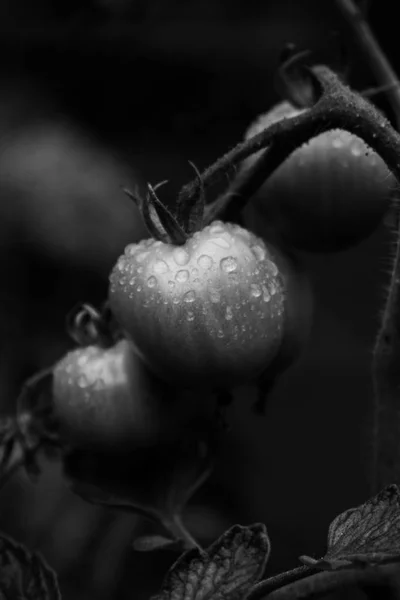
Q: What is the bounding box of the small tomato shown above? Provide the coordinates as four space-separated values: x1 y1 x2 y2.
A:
108 221 307 388
52 338 212 453
242 101 396 252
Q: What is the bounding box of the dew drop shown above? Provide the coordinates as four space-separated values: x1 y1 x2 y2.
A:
332 137 343 149
77 374 88 388
184 290 196 303
210 222 225 235
125 244 138 256
212 237 230 249
262 285 271 302
269 281 277 296
153 260 169 274
217 330 224 338
187 311 195 322
220 257 237 273
198 255 213 269
225 306 233 320
265 259 278 277
136 251 150 263
351 145 362 157
136 285 142 292
173 297 180 305
176 269 189 283
250 283 262 298
252 245 266 261
147 276 157 288
115 257 125 272
173 247 190 266
209 289 221 303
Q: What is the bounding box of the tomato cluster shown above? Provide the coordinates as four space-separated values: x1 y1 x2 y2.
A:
35 76 397 517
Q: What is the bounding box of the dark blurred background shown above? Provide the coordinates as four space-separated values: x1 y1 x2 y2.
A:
0 1 396 598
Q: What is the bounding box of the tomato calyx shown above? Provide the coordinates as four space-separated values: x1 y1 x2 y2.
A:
124 162 207 245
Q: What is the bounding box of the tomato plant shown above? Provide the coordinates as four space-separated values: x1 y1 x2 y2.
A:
108 220 310 388
241 101 396 252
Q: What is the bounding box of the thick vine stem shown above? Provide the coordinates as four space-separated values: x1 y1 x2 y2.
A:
252 563 400 600
335 0 400 130
246 565 318 600
177 65 400 226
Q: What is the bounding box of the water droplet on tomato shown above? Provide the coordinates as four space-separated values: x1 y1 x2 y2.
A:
184 290 196 303
129 277 136 285
115 257 125 272
176 269 189 283
173 297 180 305
77 374 88 388
187 311 195 322
217 330 224 338
351 145 362 157
250 283 262 298
210 222 225 235
154 260 169 274
198 255 213 269
332 137 343 149
136 285 142 292
265 260 278 277
168 280 175 289
225 306 233 320
136 250 150 262
125 244 137 256
209 289 221 303
252 245 266 261
173 248 190 266
262 285 271 302
220 257 237 273
212 237 230 249
147 276 157 288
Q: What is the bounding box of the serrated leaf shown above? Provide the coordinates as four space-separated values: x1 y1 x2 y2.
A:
299 484 400 570
0 533 61 599
152 523 270 600
133 535 181 552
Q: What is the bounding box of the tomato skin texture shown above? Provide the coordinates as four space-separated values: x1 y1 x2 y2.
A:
52 339 213 453
109 222 289 388
242 101 396 252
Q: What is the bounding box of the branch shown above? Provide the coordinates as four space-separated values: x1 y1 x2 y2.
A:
177 65 400 226
335 0 400 129
253 563 400 600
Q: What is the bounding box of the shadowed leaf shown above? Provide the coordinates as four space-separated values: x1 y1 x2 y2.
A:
152 523 270 600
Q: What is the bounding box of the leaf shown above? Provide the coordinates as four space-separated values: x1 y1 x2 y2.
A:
0 533 61 599
132 535 181 552
152 523 270 600
299 484 400 570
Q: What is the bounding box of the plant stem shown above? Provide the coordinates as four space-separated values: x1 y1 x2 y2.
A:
162 513 201 550
247 566 318 600
335 0 400 129
254 563 400 600
333 0 400 498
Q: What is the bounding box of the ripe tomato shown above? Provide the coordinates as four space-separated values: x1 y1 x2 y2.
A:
108 221 310 388
52 338 213 453
242 101 396 252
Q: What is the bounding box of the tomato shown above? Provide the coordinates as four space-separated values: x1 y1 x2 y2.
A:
108 220 310 388
52 338 216 509
52 338 212 453
241 101 396 252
